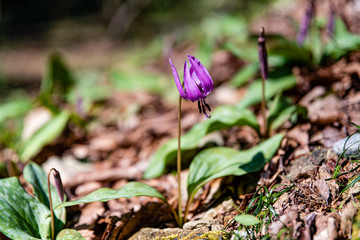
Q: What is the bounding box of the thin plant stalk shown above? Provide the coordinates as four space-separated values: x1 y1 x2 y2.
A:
261 76 267 137
47 169 55 240
177 95 183 226
258 27 268 138
166 202 179 226
183 192 194 224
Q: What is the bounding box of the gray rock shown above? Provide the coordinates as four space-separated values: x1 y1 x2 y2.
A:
286 156 317 180
183 219 211 230
333 133 360 156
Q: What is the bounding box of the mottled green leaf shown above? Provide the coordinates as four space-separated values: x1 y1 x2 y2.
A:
56 229 86 240
20 111 70 161
234 214 260 226
143 105 259 179
0 177 51 240
56 182 167 208
24 163 66 233
187 134 283 199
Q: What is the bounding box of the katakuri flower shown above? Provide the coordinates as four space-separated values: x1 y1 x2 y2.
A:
169 55 214 118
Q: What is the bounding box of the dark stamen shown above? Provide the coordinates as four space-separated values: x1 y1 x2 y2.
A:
203 99 211 112
198 101 202 114
201 100 211 119
201 100 206 114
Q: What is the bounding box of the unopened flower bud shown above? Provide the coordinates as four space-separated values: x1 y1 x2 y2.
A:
52 169 64 202
297 0 316 45
326 3 335 37
258 27 268 81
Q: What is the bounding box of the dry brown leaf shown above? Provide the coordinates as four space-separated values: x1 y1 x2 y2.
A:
77 201 105 226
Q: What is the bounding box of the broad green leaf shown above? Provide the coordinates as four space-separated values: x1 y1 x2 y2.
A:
24 163 66 233
234 214 260 226
224 35 311 67
269 106 297 132
41 52 75 97
56 182 167 208
20 111 70 161
0 177 51 240
222 42 258 62
187 134 283 199
269 37 312 66
201 14 247 42
143 106 259 179
323 18 360 61
237 75 296 109
324 33 360 61
267 93 291 122
267 94 307 132
267 94 297 132
0 99 32 124
230 63 259 87
56 229 86 240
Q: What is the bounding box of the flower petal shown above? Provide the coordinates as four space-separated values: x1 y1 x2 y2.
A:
187 55 214 94
183 61 204 102
169 59 188 100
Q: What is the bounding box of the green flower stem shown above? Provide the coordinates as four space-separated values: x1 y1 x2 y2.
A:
183 192 194 224
167 202 180 226
177 95 183 226
47 169 55 240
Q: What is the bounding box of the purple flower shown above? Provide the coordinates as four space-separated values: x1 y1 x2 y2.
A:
169 55 214 118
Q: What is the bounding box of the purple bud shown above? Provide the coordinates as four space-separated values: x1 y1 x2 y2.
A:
169 55 214 119
75 96 84 117
297 0 316 45
258 27 269 81
53 169 64 202
326 3 335 37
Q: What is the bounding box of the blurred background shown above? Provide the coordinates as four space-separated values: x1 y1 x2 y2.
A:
0 0 279 97
1 0 360 176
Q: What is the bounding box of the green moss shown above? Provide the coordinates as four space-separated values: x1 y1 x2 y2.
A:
153 230 228 240
154 234 179 240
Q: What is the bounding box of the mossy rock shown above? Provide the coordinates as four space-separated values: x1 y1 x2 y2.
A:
154 230 228 240
129 227 228 240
